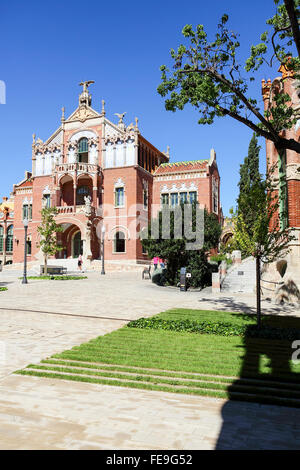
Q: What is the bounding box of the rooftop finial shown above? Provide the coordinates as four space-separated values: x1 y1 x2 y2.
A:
78 80 95 107
32 133 36 145
101 99 105 116
115 112 126 130
61 106 65 122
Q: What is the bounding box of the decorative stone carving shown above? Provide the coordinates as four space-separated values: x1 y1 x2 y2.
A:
114 177 125 188
286 164 300 181
84 195 92 217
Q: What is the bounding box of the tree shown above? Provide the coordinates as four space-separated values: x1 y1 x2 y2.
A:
142 204 221 288
37 207 64 275
237 134 263 250
157 0 300 154
233 171 294 327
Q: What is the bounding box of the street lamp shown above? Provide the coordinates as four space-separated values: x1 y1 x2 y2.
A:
22 218 28 284
101 225 106 275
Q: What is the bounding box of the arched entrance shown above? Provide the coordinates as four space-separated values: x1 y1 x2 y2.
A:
72 231 83 258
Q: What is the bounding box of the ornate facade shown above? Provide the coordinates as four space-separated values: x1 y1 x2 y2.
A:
10 82 221 266
0 196 14 266
261 65 300 293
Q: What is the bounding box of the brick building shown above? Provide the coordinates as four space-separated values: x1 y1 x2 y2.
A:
261 64 300 291
9 82 221 268
0 196 14 266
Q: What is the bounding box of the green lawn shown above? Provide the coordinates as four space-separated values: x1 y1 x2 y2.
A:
15 308 300 407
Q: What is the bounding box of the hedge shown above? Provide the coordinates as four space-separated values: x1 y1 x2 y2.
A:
127 317 300 341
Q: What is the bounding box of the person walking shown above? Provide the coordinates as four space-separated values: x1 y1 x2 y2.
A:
159 258 165 269
153 256 159 270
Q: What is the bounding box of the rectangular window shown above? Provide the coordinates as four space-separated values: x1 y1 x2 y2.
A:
115 187 124 207
213 195 218 213
180 192 188 204
27 240 32 255
23 204 32 220
143 190 148 208
161 193 169 205
170 193 178 207
23 205 28 220
189 192 197 204
44 194 51 208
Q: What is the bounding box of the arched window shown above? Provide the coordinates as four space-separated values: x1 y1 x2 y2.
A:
0 226 3 252
78 138 88 163
6 225 13 252
76 185 91 205
114 231 125 253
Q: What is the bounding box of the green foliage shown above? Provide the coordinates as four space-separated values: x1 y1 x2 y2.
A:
0 287 8 291
210 254 233 266
233 168 294 263
158 0 300 153
127 316 300 341
37 207 64 275
142 204 221 287
236 133 264 255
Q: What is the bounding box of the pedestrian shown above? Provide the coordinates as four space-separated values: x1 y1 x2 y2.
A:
153 256 158 270
159 258 165 269
78 253 83 271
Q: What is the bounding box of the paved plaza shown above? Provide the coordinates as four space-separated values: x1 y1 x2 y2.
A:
0 270 300 449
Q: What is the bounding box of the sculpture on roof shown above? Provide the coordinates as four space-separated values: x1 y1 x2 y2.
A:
79 80 94 107
79 80 95 93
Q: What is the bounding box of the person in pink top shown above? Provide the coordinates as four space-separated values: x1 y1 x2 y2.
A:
153 256 159 270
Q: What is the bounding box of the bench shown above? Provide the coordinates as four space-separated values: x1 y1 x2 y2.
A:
40 265 67 275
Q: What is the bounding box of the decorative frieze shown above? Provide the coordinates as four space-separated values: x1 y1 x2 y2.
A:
286 164 300 181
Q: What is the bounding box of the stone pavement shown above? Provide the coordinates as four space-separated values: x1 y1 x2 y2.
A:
0 270 300 449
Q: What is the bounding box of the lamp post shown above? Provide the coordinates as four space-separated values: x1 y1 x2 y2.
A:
101 225 106 275
22 218 28 284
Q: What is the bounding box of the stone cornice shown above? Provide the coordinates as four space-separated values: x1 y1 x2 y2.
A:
105 132 135 145
286 163 300 181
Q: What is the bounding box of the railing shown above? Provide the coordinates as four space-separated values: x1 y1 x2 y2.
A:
56 162 100 174
56 206 74 214
56 205 98 215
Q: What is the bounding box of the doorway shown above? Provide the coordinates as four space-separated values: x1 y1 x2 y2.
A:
73 231 83 258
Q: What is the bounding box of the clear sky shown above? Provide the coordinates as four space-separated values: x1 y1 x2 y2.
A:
0 0 283 215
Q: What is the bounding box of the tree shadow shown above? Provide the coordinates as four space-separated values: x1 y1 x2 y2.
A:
0 281 14 286
198 296 298 316
215 324 300 449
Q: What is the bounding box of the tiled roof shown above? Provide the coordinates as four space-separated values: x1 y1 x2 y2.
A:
17 180 33 188
154 159 208 175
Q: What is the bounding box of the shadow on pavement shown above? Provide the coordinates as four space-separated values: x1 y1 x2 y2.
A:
198 296 298 315
215 323 300 449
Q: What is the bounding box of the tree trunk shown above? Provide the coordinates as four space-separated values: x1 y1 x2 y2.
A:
44 254 48 276
256 255 261 329
283 0 300 58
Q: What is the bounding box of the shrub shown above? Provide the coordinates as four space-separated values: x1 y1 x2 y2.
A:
127 317 300 341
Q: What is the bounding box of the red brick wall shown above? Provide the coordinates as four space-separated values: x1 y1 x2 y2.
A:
288 180 300 227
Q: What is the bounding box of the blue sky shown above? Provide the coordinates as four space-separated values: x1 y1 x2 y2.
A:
0 0 283 215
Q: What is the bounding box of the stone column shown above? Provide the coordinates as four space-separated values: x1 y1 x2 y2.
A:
92 175 98 207
84 223 92 262
232 250 242 264
212 272 221 293
220 260 227 278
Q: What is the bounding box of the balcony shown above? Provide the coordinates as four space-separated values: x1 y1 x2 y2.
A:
56 162 100 175
56 205 102 216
